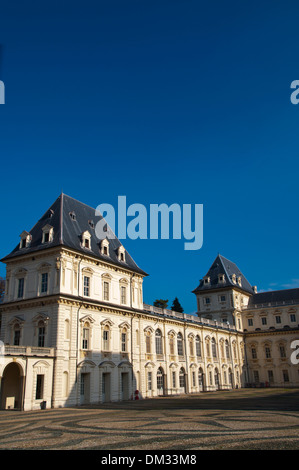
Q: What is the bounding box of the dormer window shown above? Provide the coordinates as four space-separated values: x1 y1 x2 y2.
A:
231 274 236 284
218 274 225 283
81 231 91 250
69 211 76 221
19 231 31 249
203 276 210 285
237 276 242 287
101 239 109 257
42 225 54 244
118 246 126 263
88 220 95 229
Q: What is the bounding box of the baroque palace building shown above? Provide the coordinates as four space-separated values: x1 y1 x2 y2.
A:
0 194 298 411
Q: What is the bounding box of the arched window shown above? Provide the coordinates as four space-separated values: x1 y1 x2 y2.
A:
102 325 110 351
146 331 151 354
121 328 127 353
177 333 184 357
157 367 164 392
189 336 194 357
155 329 163 356
169 334 175 355
82 322 90 350
225 340 230 359
179 367 186 389
196 336 201 357
211 338 217 358
64 319 70 340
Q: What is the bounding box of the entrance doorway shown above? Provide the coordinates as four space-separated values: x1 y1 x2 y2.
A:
121 372 129 401
1 362 23 410
102 373 111 402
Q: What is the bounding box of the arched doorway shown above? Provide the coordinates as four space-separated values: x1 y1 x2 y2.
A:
198 368 205 392
214 368 221 390
179 367 186 394
157 367 165 396
1 362 23 410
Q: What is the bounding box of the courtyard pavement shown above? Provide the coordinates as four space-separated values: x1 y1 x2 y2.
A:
0 388 299 450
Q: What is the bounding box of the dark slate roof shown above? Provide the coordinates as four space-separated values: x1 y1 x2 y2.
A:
192 254 255 295
1 194 148 276
248 288 299 307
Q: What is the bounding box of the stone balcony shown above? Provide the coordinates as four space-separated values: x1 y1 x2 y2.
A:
3 345 55 357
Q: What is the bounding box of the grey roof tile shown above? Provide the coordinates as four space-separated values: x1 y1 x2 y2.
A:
1 193 148 276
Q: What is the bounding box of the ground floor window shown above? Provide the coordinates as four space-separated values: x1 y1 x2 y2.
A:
36 375 44 400
283 370 289 383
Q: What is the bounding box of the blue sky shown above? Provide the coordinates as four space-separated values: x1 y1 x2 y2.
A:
0 0 299 313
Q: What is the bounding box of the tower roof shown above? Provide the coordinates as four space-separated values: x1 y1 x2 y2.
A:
1 193 148 276
192 254 254 295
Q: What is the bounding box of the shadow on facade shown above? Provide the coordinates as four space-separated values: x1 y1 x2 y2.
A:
62 354 138 409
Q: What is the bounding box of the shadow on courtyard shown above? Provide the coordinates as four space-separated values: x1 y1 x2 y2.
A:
79 388 299 413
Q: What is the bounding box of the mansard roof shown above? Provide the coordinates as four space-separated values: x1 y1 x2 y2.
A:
1 193 147 276
192 254 255 295
248 288 299 307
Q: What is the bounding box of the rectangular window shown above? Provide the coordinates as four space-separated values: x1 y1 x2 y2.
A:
290 314 296 322
205 297 211 305
121 333 127 352
275 316 281 324
280 346 286 358
41 273 48 294
103 281 109 301
172 371 176 388
268 370 274 383
251 348 257 359
253 370 259 383
36 375 44 400
283 370 289 382
103 330 109 351
261 317 267 325
82 328 89 350
38 326 45 347
248 318 253 327
192 371 196 387
14 329 20 346
84 276 90 297
265 347 271 358
121 286 126 304
220 295 226 302
148 371 152 391
17 278 24 298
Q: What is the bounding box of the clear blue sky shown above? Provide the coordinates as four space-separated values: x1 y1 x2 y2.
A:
0 0 299 313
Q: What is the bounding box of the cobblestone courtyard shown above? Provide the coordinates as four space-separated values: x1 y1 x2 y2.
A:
0 388 299 450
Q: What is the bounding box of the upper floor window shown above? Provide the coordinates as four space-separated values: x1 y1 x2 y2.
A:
42 225 54 244
82 324 89 350
19 231 31 249
13 324 21 346
211 338 217 358
265 346 271 359
83 276 90 297
103 281 109 301
118 246 126 263
196 336 201 357
205 297 211 305
17 278 24 298
290 314 296 323
121 286 126 304
81 231 91 250
275 316 281 324
101 239 109 256
103 327 110 351
280 345 286 358
41 273 48 294
225 340 230 359
177 333 184 357
261 317 267 325
155 329 163 356
248 318 253 327
38 321 45 347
